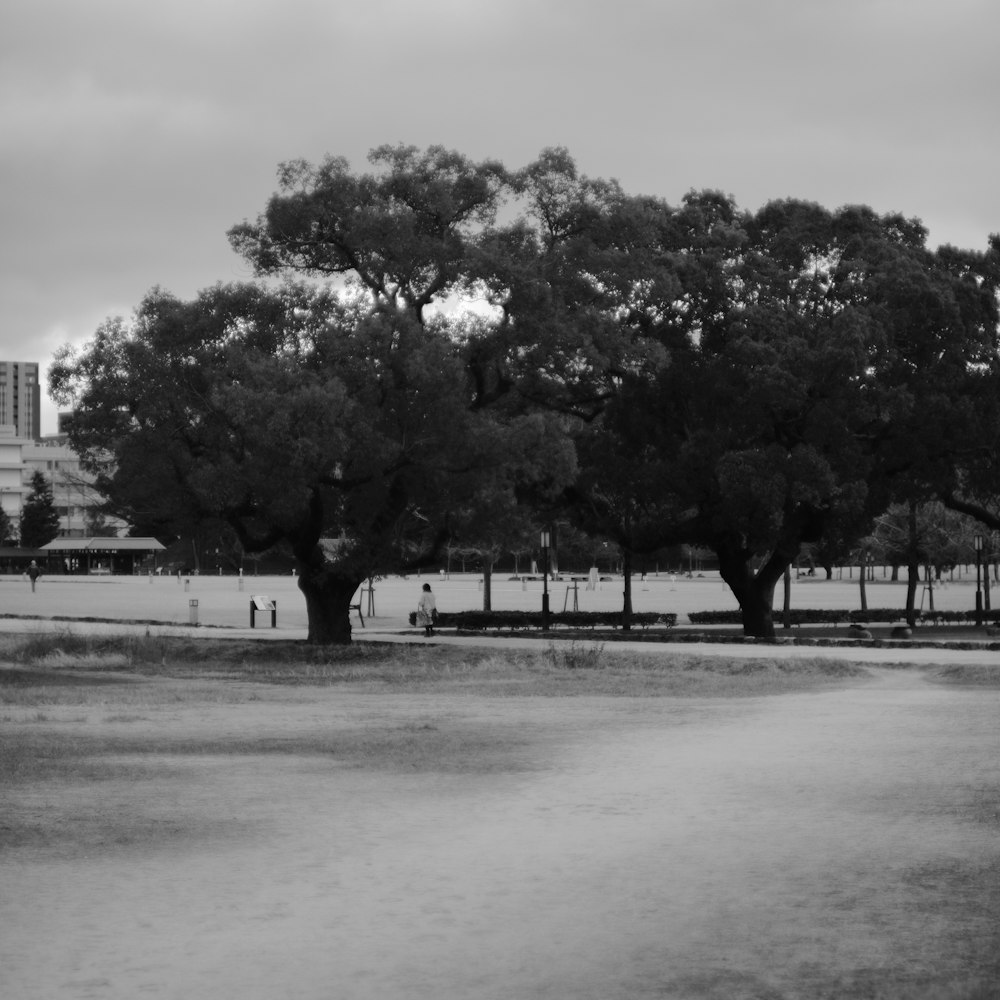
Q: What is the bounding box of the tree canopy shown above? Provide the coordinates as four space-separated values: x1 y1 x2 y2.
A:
51 144 1000 641
537 198 1000 635
51 279 572 642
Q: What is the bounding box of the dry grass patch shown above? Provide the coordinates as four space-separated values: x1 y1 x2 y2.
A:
0 631 871 854
925 663 1000 687
0 632 872 700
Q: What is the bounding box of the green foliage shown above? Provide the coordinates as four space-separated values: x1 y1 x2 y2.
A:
546 195 1000 638
868 502 977 569
84 509 118 537
228 144 509 325
0 506 16 546
50 142 1000 644
50 284 573 643
19 470 60 549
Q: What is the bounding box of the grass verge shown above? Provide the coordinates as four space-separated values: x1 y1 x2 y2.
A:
0 631 871 700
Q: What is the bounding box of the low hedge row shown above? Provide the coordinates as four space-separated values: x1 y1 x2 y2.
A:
407 610 678 630
688 608 1000 626
689 609 860 625
406 607 1000 631
919 608 1000 623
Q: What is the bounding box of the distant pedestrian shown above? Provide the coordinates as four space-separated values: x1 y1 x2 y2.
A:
27 560 41 593
416 583 437 636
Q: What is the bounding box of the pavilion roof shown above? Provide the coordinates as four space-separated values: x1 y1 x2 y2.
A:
40 537 166 552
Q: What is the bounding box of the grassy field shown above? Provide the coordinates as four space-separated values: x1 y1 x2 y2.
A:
2 633 999 999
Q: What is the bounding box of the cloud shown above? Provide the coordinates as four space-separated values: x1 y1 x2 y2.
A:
2 0 998 433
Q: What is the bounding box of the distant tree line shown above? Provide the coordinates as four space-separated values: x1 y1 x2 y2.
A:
50 145 1000 642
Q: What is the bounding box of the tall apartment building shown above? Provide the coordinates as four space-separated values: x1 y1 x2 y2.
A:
0 361 41 441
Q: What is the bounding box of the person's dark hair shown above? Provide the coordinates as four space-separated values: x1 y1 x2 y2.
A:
422 583 431 592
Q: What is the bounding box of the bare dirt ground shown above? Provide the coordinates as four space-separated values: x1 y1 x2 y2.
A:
2 653 999 1000
0 567 990 635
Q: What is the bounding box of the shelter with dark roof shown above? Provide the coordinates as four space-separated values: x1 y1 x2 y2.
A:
40 537 166 575
0 547 50 574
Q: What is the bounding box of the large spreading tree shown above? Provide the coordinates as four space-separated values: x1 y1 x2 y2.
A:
50 143 999 641
542 197 1000 636
51 279 572 643
51 148 572 643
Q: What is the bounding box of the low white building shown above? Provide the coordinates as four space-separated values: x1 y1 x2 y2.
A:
0 425 126 540
0 427 29 538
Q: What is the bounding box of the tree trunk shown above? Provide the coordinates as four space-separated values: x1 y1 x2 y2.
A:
858 549 868 612
621 548 633 631
782 564 791 629
904 564 919 627
904 502 919 627
482 555 493 611
295 547 362 644
717 546 781 639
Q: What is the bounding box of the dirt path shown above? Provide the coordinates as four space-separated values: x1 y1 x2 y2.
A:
2 669 998 999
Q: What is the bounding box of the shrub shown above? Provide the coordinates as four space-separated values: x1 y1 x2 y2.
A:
545 640 606 669
407 610 677 630
687 608 1000 626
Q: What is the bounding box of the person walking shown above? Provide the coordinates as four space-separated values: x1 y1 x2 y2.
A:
416 582 437 636
27 560 41 593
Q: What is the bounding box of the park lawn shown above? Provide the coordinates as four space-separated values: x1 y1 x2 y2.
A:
1 634 998 1000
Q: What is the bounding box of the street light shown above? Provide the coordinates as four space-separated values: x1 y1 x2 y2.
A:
974 534 984 626
540 529 551 630
985 534 993 613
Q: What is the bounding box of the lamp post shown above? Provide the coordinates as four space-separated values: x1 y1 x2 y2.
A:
974 534 984 626
985 533 995 614
540 529 551 630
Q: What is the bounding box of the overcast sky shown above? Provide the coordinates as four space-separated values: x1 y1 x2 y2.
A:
3 0 998 433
